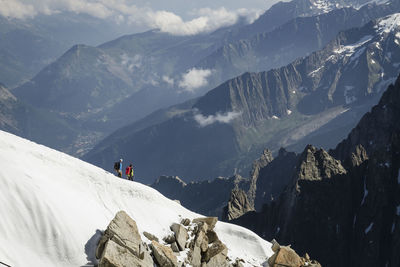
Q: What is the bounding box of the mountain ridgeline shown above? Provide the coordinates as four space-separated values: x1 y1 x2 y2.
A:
229 74 400 267
8 0 398 158
84 13 400 182
199 1 400 83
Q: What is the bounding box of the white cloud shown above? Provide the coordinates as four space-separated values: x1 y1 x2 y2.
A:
0 0 36 19
162 75 175 86
178 68 213 92
0 0 262 36
194 111 241 127
146 7 261 35
120 53 143 72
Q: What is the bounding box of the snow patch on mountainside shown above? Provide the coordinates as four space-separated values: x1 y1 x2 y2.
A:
334 35 373 57
311 0 334 13
0 130 272 267
376 13 400 34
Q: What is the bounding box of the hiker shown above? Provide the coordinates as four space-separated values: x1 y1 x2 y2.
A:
125 164 134 181
114 159 123 178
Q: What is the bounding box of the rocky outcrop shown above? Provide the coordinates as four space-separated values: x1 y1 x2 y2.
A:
268 240 321 267
223 188 253 221
96 211 153 267
247 149 274 207
97 212 236 267
231 74 400 266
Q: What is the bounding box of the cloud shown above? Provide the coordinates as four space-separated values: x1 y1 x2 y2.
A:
0 0 262 36
0 0 36 19
120 53 143 72
178 68 213 92
194 111 241 127
162 75 175 86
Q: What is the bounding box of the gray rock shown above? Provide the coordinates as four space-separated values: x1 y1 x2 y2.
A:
97 211 153 267
151 240 179 267
189 245 202 267
170 223 188 251
205 252 229 267
203 240 228 262
171 242 180 253
223 188 253 221
99 239 153 267
206 230 219 244
195 230 209 253
163 234 176 244
143 231 159 242
193 217 218 231
181 218 191 226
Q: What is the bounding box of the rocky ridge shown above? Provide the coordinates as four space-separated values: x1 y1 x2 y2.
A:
96 211 248 267
85 11 400 183
230 74 400 266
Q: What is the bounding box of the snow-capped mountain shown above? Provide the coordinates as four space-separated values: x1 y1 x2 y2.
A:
0 130 272 267
84 12 400 183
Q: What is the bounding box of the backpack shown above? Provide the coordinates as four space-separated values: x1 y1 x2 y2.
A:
125 167 130 175
114 162 119 170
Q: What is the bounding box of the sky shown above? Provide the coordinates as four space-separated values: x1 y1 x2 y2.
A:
0 0 283 35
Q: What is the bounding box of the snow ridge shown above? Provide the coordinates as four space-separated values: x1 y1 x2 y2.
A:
0 130 272 267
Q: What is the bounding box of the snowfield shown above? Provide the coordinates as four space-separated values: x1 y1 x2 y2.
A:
0 130 272 267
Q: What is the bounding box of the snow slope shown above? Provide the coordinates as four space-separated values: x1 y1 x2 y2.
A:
0 130 272 267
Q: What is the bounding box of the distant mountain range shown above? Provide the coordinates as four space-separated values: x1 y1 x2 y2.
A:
0 83 81 151
0 12 131 88
83 12 400 183
10 0 396 157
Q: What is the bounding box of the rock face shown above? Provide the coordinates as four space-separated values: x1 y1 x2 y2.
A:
223 188 254 221
187 217 233 267
231 74 400 266
96 211 153 267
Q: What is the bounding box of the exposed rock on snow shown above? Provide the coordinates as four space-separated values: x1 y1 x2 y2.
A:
170 223 189 251
151 240 179 267
267 240 321 267
96 211 153 267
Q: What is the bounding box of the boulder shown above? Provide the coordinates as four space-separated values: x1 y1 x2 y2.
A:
96 211 154 267
195 230 209 253
163 234 176 244
193 217 218 231
206 230 218 244
171 242 180 253
189 246 202 267
181 218 191 226
273 246 302 267
170 223 188 251
151 241 179 267
205 252 230 267
99 239 153 267
143 231 159 242
203 240 228 262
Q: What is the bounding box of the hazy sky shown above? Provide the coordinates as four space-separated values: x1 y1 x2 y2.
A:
0 0 283 35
